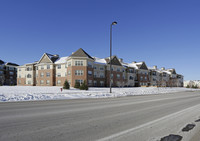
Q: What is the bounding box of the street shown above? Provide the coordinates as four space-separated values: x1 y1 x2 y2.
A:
0 91 200 141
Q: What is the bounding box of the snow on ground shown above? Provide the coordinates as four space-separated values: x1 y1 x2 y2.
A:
0 86 198 102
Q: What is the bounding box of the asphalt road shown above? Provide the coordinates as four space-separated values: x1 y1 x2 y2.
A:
0 91 200 141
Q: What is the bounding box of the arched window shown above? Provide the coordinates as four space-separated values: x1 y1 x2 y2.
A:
27 74 32 78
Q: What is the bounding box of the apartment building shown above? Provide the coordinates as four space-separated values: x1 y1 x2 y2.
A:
17 48 183 87
148 67 184 87
0 59 18 85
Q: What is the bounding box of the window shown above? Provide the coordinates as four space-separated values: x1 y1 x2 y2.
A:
144 76 147 80
93 81 97 86
40 72 44 77
40 80 44 84
57 73 61 77
163 73 166 77
100 72 104 78
140 76 143 80
28 81 31 84
117 74 120 79
57 64 61 69
0 71 3 75
46 80 50 85
68 62 71 67
18 74 21 78
129 69 134 73
18 80 21 84
100 67 104 71
75 79 83 84
9 72 14 75
129 76 134 80
68 70 71 75
94 72 97 78
75 61 83 66
65 72 67 76
65 64 67 68
153 78 156 81
117 68 120 72
26 67 32 71
27 74 32 78
57 80 61 84
111 74 113 78
19 68 21 71
100 81 104 86
88 80 92 85
152 71 156 76
122 69 125 72
75 70 83 76
123 75 126 80
88 62 92 68
46 72 50 77
94 66 97 70
41 65 44 70
9 67 14 71
47 65 50 69
88 71 92 76
36 67 38 70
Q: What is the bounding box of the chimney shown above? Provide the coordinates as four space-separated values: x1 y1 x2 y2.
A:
153 66 157 70
119 58 123 63
161 67 165 70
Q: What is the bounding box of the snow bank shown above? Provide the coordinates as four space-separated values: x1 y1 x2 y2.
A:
0 86 197 102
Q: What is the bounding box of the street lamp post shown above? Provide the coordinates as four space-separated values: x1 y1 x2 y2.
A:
110 21 117 93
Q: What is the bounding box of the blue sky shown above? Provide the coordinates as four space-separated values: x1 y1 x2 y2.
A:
0 0 200 80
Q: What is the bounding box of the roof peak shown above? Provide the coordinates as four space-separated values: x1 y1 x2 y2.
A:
70 48 94 60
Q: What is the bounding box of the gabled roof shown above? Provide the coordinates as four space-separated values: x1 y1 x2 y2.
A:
129 62 148 70
105 56 122 66
38 53 59 64
0 59 5 65
46 53 59 63
5 62 19 66
70 48 94 60
167 69 176 74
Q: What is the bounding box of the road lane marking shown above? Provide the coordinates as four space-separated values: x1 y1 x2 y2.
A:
97 103 200 141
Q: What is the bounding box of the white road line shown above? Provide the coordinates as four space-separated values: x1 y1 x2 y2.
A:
97 103 200 141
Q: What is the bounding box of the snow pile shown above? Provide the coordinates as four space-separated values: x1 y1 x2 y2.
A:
0 86 198 102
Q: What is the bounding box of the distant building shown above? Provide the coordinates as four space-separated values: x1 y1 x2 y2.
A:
17 48 184 87
184 80 200 88
0 60 19 85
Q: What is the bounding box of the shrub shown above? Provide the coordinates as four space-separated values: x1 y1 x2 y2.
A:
186 85 190 88
63 80 70 89
191 85 198 89
74 81 80 89
79 81 88 90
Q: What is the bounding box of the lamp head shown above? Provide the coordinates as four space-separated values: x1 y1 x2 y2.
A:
112 21 117 25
